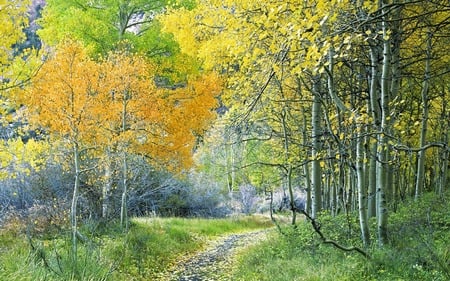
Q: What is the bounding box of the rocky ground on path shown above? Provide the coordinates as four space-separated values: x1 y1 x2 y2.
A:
158 229 271 281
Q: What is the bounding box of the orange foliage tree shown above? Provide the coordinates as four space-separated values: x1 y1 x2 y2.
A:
24 40 222 236
140 72 222 170
99 52 221 227
96 51 157 228
23 41 107 266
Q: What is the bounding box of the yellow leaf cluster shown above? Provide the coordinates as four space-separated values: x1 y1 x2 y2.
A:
0 0 34 114
0 0 29 64
0 138 50 179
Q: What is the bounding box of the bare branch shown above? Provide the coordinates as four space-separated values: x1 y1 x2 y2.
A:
299 210 371 259
393 142 446 153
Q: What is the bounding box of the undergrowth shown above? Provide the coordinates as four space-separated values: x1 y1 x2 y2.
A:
232 191 450 281
0 215 271 280
2 191 448 281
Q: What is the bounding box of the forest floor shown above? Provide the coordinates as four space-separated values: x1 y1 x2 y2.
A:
158 228 272 281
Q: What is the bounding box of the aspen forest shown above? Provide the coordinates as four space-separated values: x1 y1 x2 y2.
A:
1 0 449 280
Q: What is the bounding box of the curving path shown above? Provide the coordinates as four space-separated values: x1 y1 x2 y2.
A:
160 229 271 281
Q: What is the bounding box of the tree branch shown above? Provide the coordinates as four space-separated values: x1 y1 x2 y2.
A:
299 210 371 259
393 142 446 153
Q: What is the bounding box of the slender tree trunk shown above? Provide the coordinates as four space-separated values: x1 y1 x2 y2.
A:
281 108 296 225
304 162 312 215
120 150 128 231
324 174 330 211
438 98 449 196
71 141 80 268
287 166 295 224
346 169 353 213
376 7 391 246
120 95 129 231
367 142 377 218
231 142 237 194
301 107 312 215
311 78 322 219
301 109 312 214
225 133 234 195
328 147 337 216
102 149 112 219
326 46 344 216
439 144 448 197
330 166 337 216
386 8 401 204
415 30 432 200
385 145 394 203
368 45 380 218
356 124 371 246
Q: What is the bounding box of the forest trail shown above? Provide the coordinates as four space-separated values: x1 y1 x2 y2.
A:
159 228 272 281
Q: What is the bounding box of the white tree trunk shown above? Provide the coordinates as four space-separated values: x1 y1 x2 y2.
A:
439 99 449 196
120 94 129 231
71 141 80 266
281 108 296 224
376 8 391 246
120 150 128 231
102 149 112 219
301 107 312 215
368 45 381 218
415 30 432 200
311 78 322 219
356 125 370 246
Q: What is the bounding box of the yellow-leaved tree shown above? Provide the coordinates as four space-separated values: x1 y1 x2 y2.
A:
161 0 450 250
0 0 29 73
1 0 41 106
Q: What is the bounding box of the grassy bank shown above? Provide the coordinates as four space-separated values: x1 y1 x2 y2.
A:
231 191 450 281
2 191 448 281
0 215 272 280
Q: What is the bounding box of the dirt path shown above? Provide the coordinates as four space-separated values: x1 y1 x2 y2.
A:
160 229 271 281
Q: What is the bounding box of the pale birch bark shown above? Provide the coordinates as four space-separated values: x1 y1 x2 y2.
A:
415 30 432 200
102 150 112 219
120 92 129 231
281 107 296 224
120 149 128 231
326 46 343 216
311 78 322 219
368 44 381 218
438 99 449 196
386 4 402 204
301 107 312 215
71 140 81 266
356 125 370 246
376 5 391 245
304 163 312 214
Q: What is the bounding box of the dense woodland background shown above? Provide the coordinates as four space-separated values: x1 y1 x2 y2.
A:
0 0 449 280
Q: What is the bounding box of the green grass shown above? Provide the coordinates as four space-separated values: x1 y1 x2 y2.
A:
231 191 450 281
2 192 449 281
0 215 272 281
